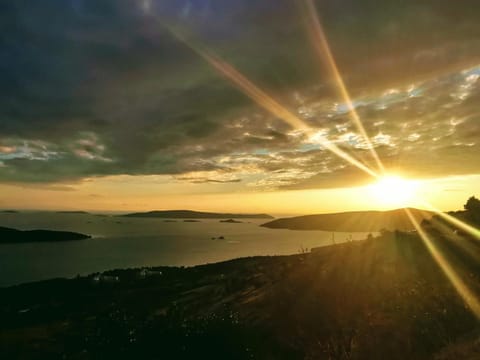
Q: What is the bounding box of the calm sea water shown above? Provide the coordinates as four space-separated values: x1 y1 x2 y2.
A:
0 212 372 287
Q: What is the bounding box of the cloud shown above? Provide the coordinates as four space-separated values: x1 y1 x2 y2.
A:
0 140 60 161
70 132 113 162
173 170 242 184
0 0 479 190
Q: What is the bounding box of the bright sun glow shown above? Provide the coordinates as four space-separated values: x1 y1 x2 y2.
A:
369 175 419 208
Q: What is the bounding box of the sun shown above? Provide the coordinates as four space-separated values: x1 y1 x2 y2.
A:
368 175 419 208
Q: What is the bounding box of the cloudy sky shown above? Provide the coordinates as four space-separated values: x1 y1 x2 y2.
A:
0 0 479 213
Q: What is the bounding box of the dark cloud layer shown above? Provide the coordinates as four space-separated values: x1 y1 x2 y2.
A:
0 0 479 188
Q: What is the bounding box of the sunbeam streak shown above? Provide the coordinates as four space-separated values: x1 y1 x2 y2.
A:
166 26 379 179
420 201 480 240
429 217 480 264
301 0 385 174
405 209 480 320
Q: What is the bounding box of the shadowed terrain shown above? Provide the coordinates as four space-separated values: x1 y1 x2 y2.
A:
2 220 480 359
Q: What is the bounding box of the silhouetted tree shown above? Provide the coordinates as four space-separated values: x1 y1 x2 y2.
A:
464 196 480 224
464 196 480 212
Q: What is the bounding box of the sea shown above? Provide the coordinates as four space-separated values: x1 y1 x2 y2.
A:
0 212 372 287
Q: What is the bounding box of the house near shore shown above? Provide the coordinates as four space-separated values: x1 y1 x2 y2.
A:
92 274 119 283
139 268 163 278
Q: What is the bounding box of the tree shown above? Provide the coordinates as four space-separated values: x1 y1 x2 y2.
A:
464 196 480 212
464 196 480 223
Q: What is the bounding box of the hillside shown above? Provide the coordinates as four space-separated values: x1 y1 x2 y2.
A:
2 227 480 359
261 208 433 231
0 226 90 244
121 210 273 219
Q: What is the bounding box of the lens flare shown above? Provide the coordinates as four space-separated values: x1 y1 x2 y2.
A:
419 201 480 240
300 0 385 174
165 25 378 179
429 216 480 263
405 209 480 319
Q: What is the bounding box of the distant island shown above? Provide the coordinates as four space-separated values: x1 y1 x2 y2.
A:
56 211 90 215
120 210 273 219
0 210 18 213
220 219 243 223
0 226 91 244
261 208 433 231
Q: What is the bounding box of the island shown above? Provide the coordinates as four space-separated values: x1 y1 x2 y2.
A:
220 219 243 223
261 208 433 231
120 210 273 219
0 226 91 244
56 211 90 215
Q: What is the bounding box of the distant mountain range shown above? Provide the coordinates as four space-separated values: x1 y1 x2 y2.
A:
261 208 434 232
120 210 273 219
0 226 91 244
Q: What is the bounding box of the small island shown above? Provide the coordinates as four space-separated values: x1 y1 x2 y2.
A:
0 226 91 244
120 210 273 219
220 219 243 223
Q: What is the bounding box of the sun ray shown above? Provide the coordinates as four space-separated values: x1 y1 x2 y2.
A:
429 216 480 264
300 0 385 174
405 209 480 319
418 200 480 240
165 25 379 179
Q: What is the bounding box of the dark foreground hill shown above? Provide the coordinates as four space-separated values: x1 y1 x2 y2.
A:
0 226 90 244
1 225 480 359
262 207 433 231
121 210 273 219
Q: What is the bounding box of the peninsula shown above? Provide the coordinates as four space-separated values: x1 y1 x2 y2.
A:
261 208 433 231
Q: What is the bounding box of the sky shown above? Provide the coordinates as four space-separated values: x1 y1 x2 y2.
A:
0 0 479 214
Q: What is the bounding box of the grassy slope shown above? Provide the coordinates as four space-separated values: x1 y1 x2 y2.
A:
1 228 480 359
